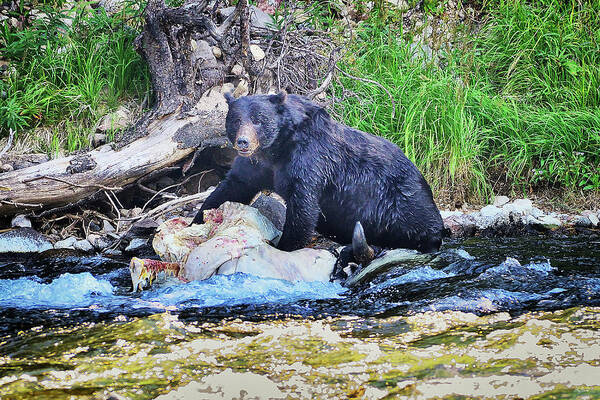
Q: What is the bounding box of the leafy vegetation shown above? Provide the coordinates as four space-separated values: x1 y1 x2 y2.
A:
0 1 148 155
1 0 598 203
334 0 600 203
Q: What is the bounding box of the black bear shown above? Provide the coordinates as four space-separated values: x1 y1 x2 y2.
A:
193 92 444 253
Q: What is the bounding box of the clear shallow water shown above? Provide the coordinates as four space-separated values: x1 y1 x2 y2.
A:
0 235 599 399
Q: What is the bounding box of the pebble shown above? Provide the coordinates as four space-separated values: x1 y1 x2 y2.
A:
74 239 94 252
231 64 244 76
11 214 32 228
54 236 78 249
249 44 265 62
492 195 510 207
582 211 599 227
233 79 249 98
125 238 148 252
103 220 115 233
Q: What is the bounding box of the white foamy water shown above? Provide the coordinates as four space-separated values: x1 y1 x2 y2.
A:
0 271 346 311
0 272 114 308
140 273 346 308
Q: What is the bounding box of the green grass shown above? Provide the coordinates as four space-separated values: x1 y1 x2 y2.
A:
0 1 149 153
333 0 600 204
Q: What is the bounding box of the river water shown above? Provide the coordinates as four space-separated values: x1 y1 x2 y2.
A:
0 235 599 399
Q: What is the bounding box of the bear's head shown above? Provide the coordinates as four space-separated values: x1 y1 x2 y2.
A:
224 91 287 157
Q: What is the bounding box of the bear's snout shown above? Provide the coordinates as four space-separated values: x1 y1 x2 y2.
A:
233 123 260 157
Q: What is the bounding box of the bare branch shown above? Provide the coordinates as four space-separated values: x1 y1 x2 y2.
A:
0 129 15 160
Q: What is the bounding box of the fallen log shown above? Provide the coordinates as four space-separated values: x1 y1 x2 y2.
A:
0 96 228 217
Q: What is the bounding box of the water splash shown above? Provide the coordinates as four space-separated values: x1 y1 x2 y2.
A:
0 270 345 312
0 272 114 308
140 273 346 308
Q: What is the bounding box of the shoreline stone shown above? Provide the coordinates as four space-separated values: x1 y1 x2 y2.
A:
442 198 598 238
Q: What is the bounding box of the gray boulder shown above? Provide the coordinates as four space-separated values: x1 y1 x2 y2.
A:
219 6 275 30
0 228 53 253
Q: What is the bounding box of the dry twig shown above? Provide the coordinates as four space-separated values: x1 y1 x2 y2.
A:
0 129 15 160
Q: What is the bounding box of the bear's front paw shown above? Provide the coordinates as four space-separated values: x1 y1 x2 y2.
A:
277 237 303 252
191 212 205 225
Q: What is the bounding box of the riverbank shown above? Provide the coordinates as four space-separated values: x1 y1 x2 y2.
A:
1 0 599 210
1 188 598 258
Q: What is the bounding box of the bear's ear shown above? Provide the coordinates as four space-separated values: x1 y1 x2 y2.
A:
224 92 235 105
269 91 287 105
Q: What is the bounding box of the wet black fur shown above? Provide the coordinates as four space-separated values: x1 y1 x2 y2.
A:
193 93 444 252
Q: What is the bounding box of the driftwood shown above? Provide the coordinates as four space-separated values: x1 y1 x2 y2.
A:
0 109 228 216
0 0 341 218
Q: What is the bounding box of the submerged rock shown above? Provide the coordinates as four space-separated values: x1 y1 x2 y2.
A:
0 228 53 253
155 369 284 400
345 249 435 287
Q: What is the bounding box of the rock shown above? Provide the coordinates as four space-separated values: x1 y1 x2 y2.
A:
475 205 505 230
155 369 284 400
103 220 115 233
492 195 510 207
440 210 462 219
249 44 265 62
191 39 218 68
0 228 53 253
8 17 19 29
125 238 148 252
528 215 562 231
575 215 593 227
233 79 249 98
93 133 107 147
386 0 409 10
507 198 533 216
582 210 599 227
443 213 476 238
219 6 274 29
102 248 122 257
220 82 235 94
74 239 94 252
251 192 286 232
1 163 13 172
122 218 159 240
96 106 132 133
54 236 78 250
231 64 244 76
11 214 32 228
531 207 545 218
130 207 143 217
87 234 113 250
99 0 126 15
212 46 222 58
